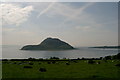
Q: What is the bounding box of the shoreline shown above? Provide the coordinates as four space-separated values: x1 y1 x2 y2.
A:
1 52 120 61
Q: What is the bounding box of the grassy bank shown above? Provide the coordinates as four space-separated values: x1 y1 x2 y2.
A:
2 59 120 79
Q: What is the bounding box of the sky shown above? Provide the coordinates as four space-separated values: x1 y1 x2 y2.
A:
0 2 118 47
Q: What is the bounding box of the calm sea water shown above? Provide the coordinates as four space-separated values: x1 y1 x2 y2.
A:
2 45 119 59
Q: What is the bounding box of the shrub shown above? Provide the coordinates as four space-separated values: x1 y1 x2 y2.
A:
23 66 32 68
39 68 47 72
88 60 95 64
115 63 120 67
104 56 112 60
66 62 70 65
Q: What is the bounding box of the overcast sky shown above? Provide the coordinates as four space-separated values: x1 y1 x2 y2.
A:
1 2 118 47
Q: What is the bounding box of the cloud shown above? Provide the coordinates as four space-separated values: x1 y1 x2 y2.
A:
36 2 91 18
46 3 77 18
3 27 15 32
55 2 95 27
75 26 91 31
35 2 95 28
64 3 95 21
37 2 56 18
0 3 33 26
49 2 94 19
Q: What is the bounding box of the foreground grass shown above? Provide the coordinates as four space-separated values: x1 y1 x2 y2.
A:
2 60 120 79
0 61 2 79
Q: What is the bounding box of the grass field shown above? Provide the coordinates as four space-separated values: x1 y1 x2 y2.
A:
2 59 120 79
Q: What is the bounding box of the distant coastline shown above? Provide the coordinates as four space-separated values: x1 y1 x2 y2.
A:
90 46 120 49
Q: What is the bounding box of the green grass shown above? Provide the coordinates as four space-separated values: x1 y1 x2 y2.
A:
2 60 120 79
0 61 2 79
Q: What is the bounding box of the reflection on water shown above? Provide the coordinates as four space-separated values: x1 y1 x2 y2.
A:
2 45 118 59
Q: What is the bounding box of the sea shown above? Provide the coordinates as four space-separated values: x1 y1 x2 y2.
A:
1 45 119 59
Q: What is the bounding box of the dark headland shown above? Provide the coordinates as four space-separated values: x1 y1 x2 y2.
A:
21 37 75 50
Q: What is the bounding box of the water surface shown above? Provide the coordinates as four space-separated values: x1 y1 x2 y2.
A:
2 45 118 59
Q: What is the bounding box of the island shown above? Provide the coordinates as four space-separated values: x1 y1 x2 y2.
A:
21 37 75 50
